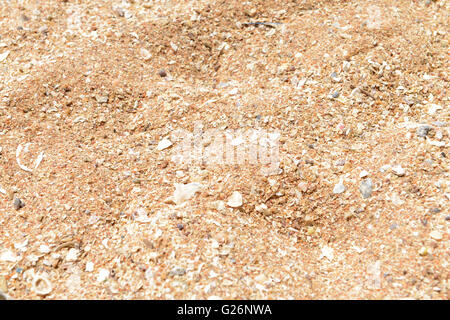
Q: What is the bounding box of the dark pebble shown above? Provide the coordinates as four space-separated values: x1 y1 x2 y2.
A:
158 69 167 77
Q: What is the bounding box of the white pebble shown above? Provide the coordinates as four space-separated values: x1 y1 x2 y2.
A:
39 245 51 254
85 262 94 272
359 170 369 178
333 180 346 194
392 165 406 176
97 269 110 282
66 248 79 262
0 250 18 262
255 203 268 214
227 191 243 208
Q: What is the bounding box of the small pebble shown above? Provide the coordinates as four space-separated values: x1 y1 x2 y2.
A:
140 48 152 60
330 72 342 82
403 96 415 106
307 226 316 235
344 211 354 220
115 7 125 17
169 267 186 277
13 197 24 210
418 247 428 256
333 180 346 194
430 231 443 241
255 203 268 215
157 138 172 151
85 262 94 272
145 268 154 281
97 269 110 282
416 125 432 137
158 69 167 77
359 178 373 198
229 88 239 95
39 245 50 254
331 91 340 99
95 95 109 104
392 165 406 176
227 191 243 208
66 248 79 262
177 223 184 230
445 215 450 221
359 170 369 178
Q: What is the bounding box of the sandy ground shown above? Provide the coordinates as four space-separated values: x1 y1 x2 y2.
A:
0 0 448 299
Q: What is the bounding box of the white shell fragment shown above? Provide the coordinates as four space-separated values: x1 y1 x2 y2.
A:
34 152 45 169
227 191 243 208
85 262 94 272
16 144 33 172
134 207 152 223
66 248 80 262
140 48 152 60
426 138 446 147
97 269 110 282
320 246 334 261
0 50 10 62
170 42 178 52
430 231 443 241
157 138 173 151
32 275 52 296
426 103 442 115
392 165 406 176
359 170 369 178
15 144 44 172
0 250 18 262
255 203 268 214
14 239 29 252
172 183 203 205
39 245 51 254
